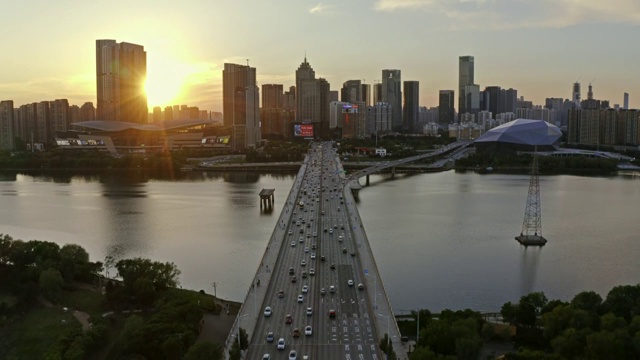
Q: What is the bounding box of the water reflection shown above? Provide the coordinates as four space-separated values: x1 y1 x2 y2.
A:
223 172 260 183
519 245 542 296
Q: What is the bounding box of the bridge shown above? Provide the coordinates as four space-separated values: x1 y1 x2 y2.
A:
224 141 473 360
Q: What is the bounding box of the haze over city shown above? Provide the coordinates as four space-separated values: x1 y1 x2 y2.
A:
1 0 638 110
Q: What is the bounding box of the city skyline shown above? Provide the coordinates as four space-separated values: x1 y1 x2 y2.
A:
1 0 638 112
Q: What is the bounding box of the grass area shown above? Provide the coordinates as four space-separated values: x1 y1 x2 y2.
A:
58 288 106 317
0 306 81 360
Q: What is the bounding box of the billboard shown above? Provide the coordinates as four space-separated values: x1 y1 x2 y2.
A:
342 104 359 113
293 123 314 138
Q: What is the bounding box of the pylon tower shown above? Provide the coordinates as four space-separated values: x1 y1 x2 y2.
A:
515 152 547 246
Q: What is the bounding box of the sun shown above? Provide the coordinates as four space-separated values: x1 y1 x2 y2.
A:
144 55 196 108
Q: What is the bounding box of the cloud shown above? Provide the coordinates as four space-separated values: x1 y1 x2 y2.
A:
373 0 640 29
309 3 332 15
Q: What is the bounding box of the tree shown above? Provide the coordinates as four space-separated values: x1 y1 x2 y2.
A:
59 244 90 281
585 331 626 359
116 257 181 294
571 291 602 314
39 267 64 302
602 284 640 321
550 327 589 359
120 315 145 354
184 341 223 360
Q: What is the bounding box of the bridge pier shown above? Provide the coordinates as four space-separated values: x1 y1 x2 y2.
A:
391 166 396 179
366 174 370 186
259 189 275 210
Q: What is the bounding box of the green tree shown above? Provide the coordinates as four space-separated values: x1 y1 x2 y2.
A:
162 336 183 360
585 331 626 359
550 327 589 359
120 315 145 354
59 244 90 281
602 284 640 321
184 341 223 360
571 291 602 314
39 267 64 302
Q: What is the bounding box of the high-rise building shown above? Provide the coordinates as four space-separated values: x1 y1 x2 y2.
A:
373 82 383 104
80 102 96 122
283 86 296 110
403 81 419 133
35 101 50 144
50 99 70 139
96 39 147 123
0 100 14 150
572 82 581 109
361 83 371 106
485 86 502 118
223 63 261 150
295 57 330 138
501 88 518 113
624 93 629 110
438 90 455 127
366 102 393 137
382 69 402 131
262 84 284 109
463 84 480 116
458 56 474 114
341 80 362 103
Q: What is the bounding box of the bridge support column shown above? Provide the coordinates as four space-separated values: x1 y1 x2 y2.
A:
366 174 370 186
391 166 396 179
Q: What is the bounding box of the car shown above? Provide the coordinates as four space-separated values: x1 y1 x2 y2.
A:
310 253 316 259
266 332 274 342
288 350 297 360
313 232 318 237
299 237 304 243
263 354 271 360
285 314 293 324
292 328 300 338
291 276 297 283
309 268 315 276
278 289 285 298
299 228 304 233
329 229 333 234
338 235 343 242
329 309 336 318
320 287 326 295
347 279 354 286
291 241 296 247
351 252 356 257
301 260 306 267
264 306 272 317
320 255 326 262
330 264 335 270
305 325 312 336
357 283 364 290
329 285 336 293
334 224 338 229
306 307 313 316
277 337 286 349
301 271 307 278
302 285 309 293
311 243 317 249
289 267 295 275
288 230 292 235
297 294 304 303
304 247 309 253
323 228 327 232
342 248 347 253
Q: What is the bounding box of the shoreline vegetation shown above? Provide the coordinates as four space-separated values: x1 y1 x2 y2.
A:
2 234 640 359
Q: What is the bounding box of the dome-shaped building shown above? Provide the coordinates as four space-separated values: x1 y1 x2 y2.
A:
474 119 562 154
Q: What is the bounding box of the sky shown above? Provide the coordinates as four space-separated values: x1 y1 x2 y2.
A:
0 0 639 112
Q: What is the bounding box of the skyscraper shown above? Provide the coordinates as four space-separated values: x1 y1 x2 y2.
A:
438 90 455 127
623 92 629 110
373 82 383 103
485 86 502 117
262 84 284 109
295 57 330 138
0 100 14 150
96 39 147 123
223 63 261 150
403 81 419 133
341 80 362 103
382 69 402 131
361 83 371 106
572 82 581 109
459 56 474 114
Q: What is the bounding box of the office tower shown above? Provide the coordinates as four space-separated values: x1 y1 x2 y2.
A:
262 84 284 109
463 84 480 116
438 90 455 127
373 83 383 103
284 86 296 110
152 106 162 122
485 86 502 117
624 93 629 110
361 84 371 106
366 102 392 136
0 100 14 150
80 102 96 122
69 105 81 124
329 91 339 103
403 81 419 133
295 57 330 138
223 63 261 150
35 101 50 143
501 88 518 113
458 56 474 114
382 69 402 131
572 82 581 109
96 39 147 123
341 80 362 103
50 99 70 139
164 106 173 121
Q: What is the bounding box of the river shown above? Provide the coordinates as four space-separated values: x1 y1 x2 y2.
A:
1 170 639 312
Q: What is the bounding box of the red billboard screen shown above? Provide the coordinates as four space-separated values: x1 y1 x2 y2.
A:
294 124 314 138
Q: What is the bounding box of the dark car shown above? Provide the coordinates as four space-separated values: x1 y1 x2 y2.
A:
285 314 293 324
291 276 297 283
292 328 300 338
329 309 336 318
278 290 285 298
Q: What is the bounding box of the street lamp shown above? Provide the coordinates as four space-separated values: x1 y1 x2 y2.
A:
378 313 390 352
237 313 250 348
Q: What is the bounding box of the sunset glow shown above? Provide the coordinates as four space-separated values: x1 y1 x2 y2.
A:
144 55 201 108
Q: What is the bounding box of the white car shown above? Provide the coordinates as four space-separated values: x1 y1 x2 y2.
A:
301 285 309 293
264 306 272 317
288 230 293 235
299 237 304 243
297 294 304 303
309 268 315 276
329 285 336 293
288 350 297 360
291 241 296 247
277 338 286 350
347 279 354 286
305 325 312 336
306 307 313 316
304 247 309 253
301 260 306 267
310 253 316 259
